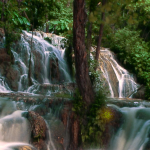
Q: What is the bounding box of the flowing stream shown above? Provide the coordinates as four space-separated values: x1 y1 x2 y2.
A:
108 104 150 150
0 31 149 150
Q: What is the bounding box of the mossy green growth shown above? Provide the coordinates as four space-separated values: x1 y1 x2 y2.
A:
72 88 87 116
44 37 52 44
53 92 72 99
72 87 108 148
33 130 44 142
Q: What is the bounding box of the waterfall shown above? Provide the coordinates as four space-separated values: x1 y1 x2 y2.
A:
99 49 139 98
108 105 150 150
0 97 34 150
0 31 72 93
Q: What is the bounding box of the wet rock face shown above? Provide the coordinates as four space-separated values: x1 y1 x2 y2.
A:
0 28 5 49
50 58 60 83
0 29 19 91
28 111 47 150
0 48 20 91
99 55 119 97
132 86 145 99
0 48 11 63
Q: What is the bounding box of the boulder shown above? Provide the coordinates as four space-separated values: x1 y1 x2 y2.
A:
132 86 145 99
28 111 47 150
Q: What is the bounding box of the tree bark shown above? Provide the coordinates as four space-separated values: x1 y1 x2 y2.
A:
28 24 33 86
95 0 107 62
86 22 92 61
73 0 95 106
46 15 49 33
1 1 4 21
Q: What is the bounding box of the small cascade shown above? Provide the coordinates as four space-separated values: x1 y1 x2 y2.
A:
108 105 150 150
0 110 30 142
45 121 57 150
0 75 11 93
50 34 66 58
99 49 139 98
0 98 33 150
0 96 71 150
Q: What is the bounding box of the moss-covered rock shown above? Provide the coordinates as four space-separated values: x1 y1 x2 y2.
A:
28 111 47 150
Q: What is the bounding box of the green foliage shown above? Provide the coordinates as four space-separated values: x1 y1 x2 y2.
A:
107 27 150 99
80 94 106 148
53 92 72 99
72 88 86 116
49 0 73 36
72 85 107 148
89 58 109 96
49 19 73 35
44 37 52 44
24 0 59 29
5 31 21 55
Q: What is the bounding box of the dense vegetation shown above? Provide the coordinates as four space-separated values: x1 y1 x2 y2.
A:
1 0 150 148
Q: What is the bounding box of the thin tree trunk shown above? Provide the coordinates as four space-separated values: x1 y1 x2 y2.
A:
87 22 92 62
1 1 4 21
95 0 107 62
73 0 95 106
46 15 49 33
28 25 33 86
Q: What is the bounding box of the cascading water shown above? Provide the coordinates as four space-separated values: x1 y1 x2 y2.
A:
99 49 139 98
0 31 71 94
0 75 11 93
0 97 34 150
108 104 150 150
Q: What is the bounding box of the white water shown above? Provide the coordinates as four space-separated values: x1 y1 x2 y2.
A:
0 75 11 93
0 97 64 150
0 31 71 94
99 49 139 98
0 98 33 150
108 105 150 150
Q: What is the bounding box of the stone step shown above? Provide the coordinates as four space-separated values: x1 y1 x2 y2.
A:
35 83 76 95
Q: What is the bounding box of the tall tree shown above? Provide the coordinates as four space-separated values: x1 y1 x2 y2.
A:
95 0 107 62
73 0 95 106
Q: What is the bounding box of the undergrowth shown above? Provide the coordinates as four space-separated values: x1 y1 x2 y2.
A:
72 59 111 148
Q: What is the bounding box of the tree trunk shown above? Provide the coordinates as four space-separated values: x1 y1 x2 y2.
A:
28 25 33 86
46 15 49 33
95 0 107 62
1 1 4 21
86 22 92 62
73 0 95 106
